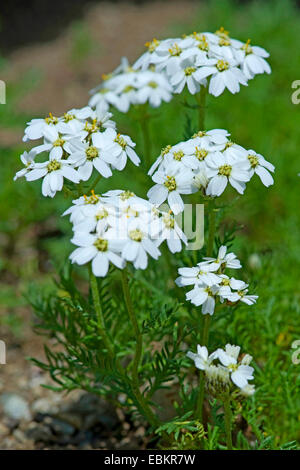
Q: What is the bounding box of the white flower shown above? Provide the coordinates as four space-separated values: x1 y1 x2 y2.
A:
72 201 117 234
111 132 141 170
154 37 196 75
68 129 118 180
235 40 271 79
32 126 74 161
205 150 250 196
202 245 242 270
70 230 125 277
133 38 161 71
164 141 200 170
23 112 61 141
217 344 254 389
176 264 221 287
89 59 173 112
245 149 275 187
135 70 173 107
185 285 219 314
192 129 230 146
170 58 205 95
25 154 80 198
217 274 247 295
195 54 248 97
13 150 36 180
240 384 255 396
151 212 187 253
63 191 102 225
120 221 161 270
90 103 116 130
186 344 217 370
148 161 196 214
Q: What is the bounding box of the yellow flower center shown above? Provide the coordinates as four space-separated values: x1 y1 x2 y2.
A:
94 238 108 251
145 38 160 53
173 150 184 161
129 229 143 242
242 39 253 55
228 363 238 372
86 146 99 160
148 81 158 88
216 59 229 72
168 43 182 56
219 37 231 46
162 145 172 156
120 190 135 201
47 160 61 172
193 33 209 51
96 208 108 220
63 113 75 122
205 287 213 296
164 176 177 191
85 119 99 133
195 147 208 160
221 278 231 286
123 85 135 93
163 214 175 229
115 134 127 149
224 141 234 149
184 66 196 76
215 26 230 39
45 112 58 125
218 164 232 176
83 190 99 204
248 154 259 168
53 137 65 147
192 131 206 138
102 73 112 81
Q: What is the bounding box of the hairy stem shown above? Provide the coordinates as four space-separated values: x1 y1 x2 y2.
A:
121 269 160 428
223 396 233 450
89 265 114 359
196 86 207 130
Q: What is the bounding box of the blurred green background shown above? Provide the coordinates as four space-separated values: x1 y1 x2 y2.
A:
0 0 300 446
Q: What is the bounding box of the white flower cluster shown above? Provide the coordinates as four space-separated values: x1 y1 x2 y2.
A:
134 28 271 97
64 189 187 276
187 343 255 396
176 245 258 315
14 105 140 197
89 57 173 113
147 128 274 212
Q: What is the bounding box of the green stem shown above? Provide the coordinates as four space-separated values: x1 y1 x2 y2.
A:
86 174 102 195
206 199 217 257
223 397 233 450
196 86 207 130
139 105 151 169
121 269 160 428
89 265 114 359
195 199 217 421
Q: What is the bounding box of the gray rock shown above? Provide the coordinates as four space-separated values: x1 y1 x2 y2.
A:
46 417 75 436
0 393 31 421
26 423 54 443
